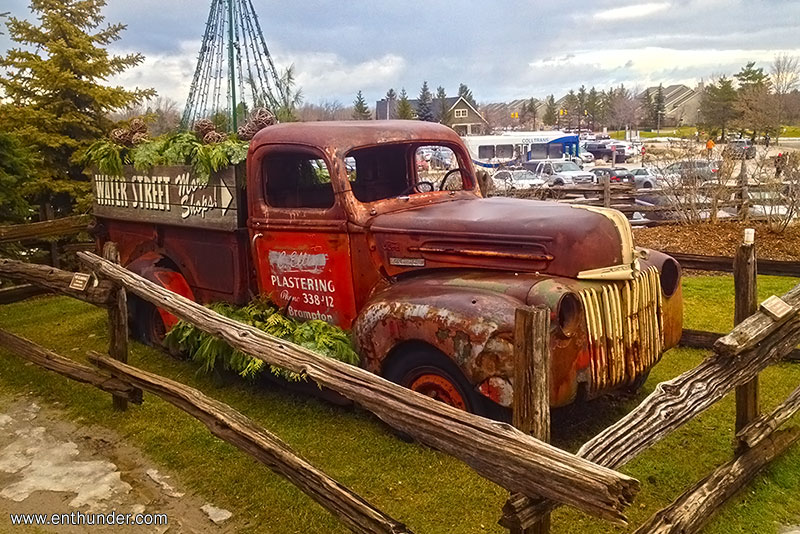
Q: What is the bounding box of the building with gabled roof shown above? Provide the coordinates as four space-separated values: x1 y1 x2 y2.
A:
375 95 490 135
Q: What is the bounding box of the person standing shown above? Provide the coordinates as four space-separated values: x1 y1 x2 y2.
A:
706 138 716 158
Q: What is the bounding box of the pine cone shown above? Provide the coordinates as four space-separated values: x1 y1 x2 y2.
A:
131 132 149 145
237 124 254 141
110 128 133 145
237 121 262 140
129 118 147 134
194 118 216 138
203 131 227 144
251 108 276 128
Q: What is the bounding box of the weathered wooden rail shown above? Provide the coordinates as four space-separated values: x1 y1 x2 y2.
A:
76 250 639 524
0 328 142 403
88 351 413 534
0 257 114 307
501 232 800 534
0 214 89 243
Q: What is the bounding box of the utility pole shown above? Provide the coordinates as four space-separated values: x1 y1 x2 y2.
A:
227 0 237 132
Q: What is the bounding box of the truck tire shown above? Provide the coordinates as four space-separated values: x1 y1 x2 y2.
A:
132 298 167 347
383 344 482 414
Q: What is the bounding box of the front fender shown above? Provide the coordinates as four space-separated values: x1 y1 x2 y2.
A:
352 280 522 386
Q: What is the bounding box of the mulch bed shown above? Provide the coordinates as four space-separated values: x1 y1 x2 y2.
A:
633 221 800 261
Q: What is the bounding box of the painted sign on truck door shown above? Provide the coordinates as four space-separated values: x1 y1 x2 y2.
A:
248 145 357 328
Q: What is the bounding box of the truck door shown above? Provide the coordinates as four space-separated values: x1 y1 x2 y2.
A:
247 145 357 328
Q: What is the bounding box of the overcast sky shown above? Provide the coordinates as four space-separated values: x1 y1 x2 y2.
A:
2 0 800 110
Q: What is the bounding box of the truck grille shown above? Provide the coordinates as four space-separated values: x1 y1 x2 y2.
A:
578 266 664 392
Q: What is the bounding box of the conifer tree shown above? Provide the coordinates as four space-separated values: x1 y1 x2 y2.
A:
417 81 434 121
384 88 397 119
435 86 450 124
543 94 557 126
352 90 372 120
395 88 415 119
0 132 34 223
0 0 154 211
457 83 477 108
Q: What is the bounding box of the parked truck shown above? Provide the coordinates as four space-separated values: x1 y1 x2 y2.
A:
91 120 683 415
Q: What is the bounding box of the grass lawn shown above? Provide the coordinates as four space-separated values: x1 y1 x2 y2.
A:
1 274 800 533
609 127 698 140
780 126 800 138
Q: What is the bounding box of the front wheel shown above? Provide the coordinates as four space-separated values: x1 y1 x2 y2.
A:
383 345 482 414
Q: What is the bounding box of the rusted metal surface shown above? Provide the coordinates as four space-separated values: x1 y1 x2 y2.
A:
579 266 662 393
95 120 684 410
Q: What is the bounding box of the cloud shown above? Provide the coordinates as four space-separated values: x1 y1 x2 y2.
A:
275 53 407 104
106 44 407 109
594 2 671 21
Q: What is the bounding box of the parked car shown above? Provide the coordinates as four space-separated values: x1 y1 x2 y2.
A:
577 150 595 164
607 141 638 159
590 167 635 184
521 159 595 185
491 169 547 192
629 167 664 189
583 142 628 163
726 139 756 159
663 160 720 182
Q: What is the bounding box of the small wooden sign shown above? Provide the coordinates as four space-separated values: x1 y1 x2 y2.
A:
760 295 794 321
69 272 91 291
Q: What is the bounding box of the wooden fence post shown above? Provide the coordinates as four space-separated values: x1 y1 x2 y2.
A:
103 242 129 411
602 176 611 208
734 228 759 449
509 306 551 534
39 202 60 268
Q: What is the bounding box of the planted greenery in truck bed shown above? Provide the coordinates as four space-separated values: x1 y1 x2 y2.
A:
164 298 359 381
83 117 249 181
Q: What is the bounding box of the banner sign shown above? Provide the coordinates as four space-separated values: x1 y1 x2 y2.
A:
92 165 240 231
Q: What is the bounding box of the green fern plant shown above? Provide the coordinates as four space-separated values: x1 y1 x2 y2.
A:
83 131 248 181
164 298 359 382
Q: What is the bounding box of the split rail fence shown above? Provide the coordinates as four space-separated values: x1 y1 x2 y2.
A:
497 181 794 226
2 226 800 533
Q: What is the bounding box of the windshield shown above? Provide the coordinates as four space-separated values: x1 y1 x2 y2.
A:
346 143 473 203
552 161 581 172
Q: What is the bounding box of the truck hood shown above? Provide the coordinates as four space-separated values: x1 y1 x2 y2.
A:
368 197 637 279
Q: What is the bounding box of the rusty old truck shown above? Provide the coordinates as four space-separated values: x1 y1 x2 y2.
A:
91 120 683 415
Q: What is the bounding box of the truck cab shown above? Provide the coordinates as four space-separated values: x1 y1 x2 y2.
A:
94 120 683 415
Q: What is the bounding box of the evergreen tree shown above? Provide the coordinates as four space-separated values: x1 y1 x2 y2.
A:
699 76 738 139
654 84 666 129
352 90 372 120
519 98 539 129
417 81 434 121
0 0 154 212
734 62 774 139
642 89 654 127
735 62 770 91
586 87 599 130
395 88 415 119
435 86 450 124
457 83 477 108
543 94 557 126
0 131 34 223
576 85 587 128
385 88 397 119
563 90 579 128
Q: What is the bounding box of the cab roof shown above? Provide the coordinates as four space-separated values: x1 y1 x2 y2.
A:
249 119 465 154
